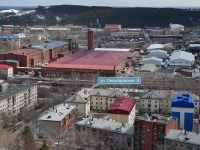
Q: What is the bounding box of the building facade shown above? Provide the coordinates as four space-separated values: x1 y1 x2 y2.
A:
171 94 194 131
0 64 13 79
164 129 200 150
75 117 134 150
38 103 76 132
65 89 90 117
89 88 126 110
134 114 178 150
0 83 37 116
105 24 121 31
140 90 200 116
169 51 195 69
108 97 136 124
0 41 69 71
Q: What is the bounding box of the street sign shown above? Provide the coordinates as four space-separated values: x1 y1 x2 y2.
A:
98 77 141 85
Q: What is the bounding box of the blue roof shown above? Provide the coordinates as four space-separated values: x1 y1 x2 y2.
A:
0 36 19 41
31 41 68 51
171 94 194 108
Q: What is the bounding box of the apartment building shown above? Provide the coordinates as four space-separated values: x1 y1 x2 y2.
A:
75 117 134 150
134 114 178 150
65 89 90 117
140 90 200 116
0 83 37 116
89 88 126 110
38 103 76 132
151 29 181 36
108 97 136 124
164 129 200 150
0 64 13 79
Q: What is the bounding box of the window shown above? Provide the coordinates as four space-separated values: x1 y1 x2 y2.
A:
195 103 197 105
155 100 157 103
179 62 182 63
96 98 98 100
101 98 102 100
83 127 85 131
155 105 157 108
96 102 98 104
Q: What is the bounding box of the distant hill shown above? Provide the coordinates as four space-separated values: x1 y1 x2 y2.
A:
0 5 200 28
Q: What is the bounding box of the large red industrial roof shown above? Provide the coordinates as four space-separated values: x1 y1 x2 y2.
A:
5 48 41 56
108 97 136 115
43 50 132 70
0 64 12 69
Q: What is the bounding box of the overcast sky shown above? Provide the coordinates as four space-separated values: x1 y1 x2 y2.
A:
1 0 200 7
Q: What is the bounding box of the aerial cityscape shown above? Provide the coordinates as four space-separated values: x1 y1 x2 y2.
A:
0 1 200 150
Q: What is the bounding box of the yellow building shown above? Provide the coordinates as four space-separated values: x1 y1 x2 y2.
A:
0 64 13 79
66 89 90 117
108 97 136 124
105 24 121 31
89 89 126 111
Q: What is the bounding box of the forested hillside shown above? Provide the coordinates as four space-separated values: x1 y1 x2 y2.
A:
0 5 200 28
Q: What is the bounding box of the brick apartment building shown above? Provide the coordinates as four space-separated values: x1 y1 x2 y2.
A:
38 103 76 133
0 41 69 72
134 114 178 150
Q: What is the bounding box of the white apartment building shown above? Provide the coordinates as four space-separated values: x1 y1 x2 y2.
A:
0 83 37 116
164 129 200 150
75 117 134 150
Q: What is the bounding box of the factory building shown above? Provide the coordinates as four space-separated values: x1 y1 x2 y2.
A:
105 24 121 31
0 41 69 72
41 50 138 77
41 31 139 77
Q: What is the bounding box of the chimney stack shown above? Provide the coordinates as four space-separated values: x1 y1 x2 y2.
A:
68 39 72 51
88 30 94 50
56 109 57 113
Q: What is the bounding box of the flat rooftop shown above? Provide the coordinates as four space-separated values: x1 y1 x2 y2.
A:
165 129 200 146
75 117 134 135
43 50 134 70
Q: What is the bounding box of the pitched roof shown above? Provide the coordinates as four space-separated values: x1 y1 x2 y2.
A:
170 51 194 62
66 88 90 103
108 97 136 115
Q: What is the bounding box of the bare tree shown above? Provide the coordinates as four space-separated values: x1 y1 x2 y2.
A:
0 127 20 149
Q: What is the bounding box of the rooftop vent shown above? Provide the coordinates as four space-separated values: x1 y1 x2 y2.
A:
185 137 190 140
47 115 51 119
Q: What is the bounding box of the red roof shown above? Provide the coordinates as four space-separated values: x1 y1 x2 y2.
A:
108 97 136 115
0 64 12 69
43 50 132 70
